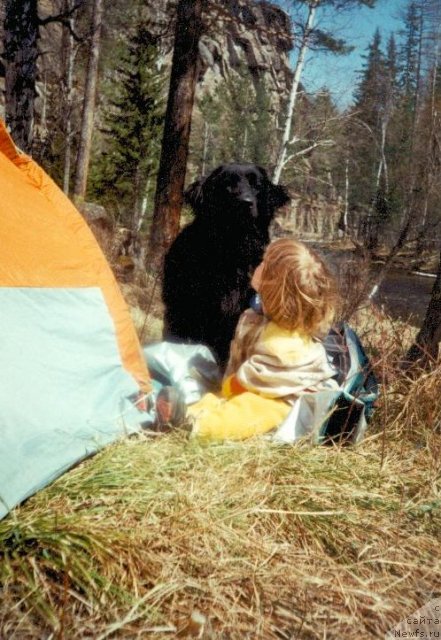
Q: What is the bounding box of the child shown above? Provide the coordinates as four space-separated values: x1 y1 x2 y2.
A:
156 238 339 440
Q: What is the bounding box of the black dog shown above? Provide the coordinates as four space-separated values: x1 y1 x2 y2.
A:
162 163 290 367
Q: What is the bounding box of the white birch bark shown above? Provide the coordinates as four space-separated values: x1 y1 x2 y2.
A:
272 2 317 184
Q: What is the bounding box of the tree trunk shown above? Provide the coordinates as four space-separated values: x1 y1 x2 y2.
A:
404 252 441 367
136 176 151 233
72 0 103 203
368 36 440 300
201 120 209 175
272 3 316 185
148 0 205 273
339 156 349 236
62 0 75 195
133 162 145 232
3 0 39 153
367 209 413 300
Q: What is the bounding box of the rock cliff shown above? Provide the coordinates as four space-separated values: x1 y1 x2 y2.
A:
199 1 293 108
145 0 293 109
0 1 293 122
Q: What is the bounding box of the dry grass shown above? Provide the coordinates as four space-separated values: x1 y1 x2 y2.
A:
1 330 440 638
120 272 165 345
1 237 440 639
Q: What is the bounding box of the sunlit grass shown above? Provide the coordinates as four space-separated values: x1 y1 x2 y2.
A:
1 303 440 638
1 375 440 638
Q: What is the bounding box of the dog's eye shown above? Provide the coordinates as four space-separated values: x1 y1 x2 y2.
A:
223 176 240 191
246 173 259 189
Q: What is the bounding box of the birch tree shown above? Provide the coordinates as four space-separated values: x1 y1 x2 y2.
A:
88 25 165 230
403 0 441 367
357 0 441 300
272 0 377 184
273 1 317 184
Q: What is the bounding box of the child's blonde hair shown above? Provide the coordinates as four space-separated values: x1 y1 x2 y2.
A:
259 238 337 335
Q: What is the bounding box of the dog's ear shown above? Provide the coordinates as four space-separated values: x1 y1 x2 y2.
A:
184 178 205 211
269 183 291 210
255 165 269 179
255 166 291 211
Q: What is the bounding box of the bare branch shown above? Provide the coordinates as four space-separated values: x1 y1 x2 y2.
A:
38 0 84 24
283 139 335 165
38 1 85 41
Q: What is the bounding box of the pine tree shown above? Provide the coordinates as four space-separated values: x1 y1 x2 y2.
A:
354 29 386 129
217 65 257 163
382 0 427 241
148 0 205 272
193 91 224 174
249 77 274 167
389 1 424 189
398 1 423 104
89 25 165 230
73 0 104 203
348 30 388 247
358 0 441 296
192 68 277 174
272 0 378 184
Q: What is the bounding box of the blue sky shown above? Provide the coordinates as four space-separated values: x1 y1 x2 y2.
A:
279 0 408 108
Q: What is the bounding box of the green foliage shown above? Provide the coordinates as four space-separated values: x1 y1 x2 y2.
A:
249 78 274 167
217 65 258 163
288 0 377 56
398 1 422 100
88 24 165 229
342 0 441 252
193 92 223 172
354 29 387 127
310 29 353 55
347 28 402 245
192 66 278 173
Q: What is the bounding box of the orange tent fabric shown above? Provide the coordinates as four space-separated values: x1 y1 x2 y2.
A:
0 120 151 392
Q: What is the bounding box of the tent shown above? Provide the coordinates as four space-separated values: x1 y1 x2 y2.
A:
0 120 151 519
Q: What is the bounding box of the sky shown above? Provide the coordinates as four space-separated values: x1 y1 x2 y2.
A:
278 0 408 108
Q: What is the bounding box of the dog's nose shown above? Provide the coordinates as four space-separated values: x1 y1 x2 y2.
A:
233 184 254 204
238 193 254 206
237 194 258 218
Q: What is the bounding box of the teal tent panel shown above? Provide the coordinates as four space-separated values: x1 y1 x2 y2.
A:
0 287 145 519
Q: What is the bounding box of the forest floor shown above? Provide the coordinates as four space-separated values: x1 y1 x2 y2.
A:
1 264 440 638
1 218 440 638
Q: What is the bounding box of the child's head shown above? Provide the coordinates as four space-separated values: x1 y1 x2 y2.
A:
253 238 337 335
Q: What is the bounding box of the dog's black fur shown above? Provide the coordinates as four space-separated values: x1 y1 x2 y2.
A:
162 163 290 366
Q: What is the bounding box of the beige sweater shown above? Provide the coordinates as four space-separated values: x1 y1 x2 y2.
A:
224 309 338 402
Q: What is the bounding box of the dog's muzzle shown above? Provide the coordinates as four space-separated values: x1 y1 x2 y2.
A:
235 193 258 218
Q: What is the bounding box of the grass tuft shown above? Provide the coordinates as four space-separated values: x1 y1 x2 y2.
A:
1 310 440 638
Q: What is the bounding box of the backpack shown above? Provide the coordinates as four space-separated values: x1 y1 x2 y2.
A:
272 322 379 445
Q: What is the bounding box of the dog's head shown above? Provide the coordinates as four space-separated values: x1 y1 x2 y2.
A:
184 164 290 227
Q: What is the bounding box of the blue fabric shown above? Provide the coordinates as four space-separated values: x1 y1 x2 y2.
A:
143 342 220 405
0 287 146 519
273 323 379 445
